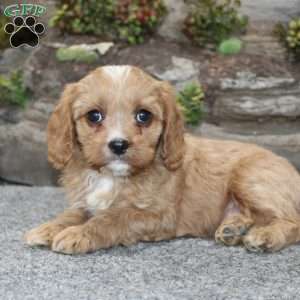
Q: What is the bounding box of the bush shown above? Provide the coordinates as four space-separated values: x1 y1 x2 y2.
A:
183 0 248 48
177 83 205 126
275 18 300 61
0 15 10 49
0 71 29 108
49 0 115 36
115 0 166 44
50 0 166 44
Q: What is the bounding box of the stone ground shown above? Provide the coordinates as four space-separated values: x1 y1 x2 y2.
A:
1 186 300 300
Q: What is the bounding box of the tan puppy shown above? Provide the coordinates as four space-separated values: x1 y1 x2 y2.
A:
25 65 300 254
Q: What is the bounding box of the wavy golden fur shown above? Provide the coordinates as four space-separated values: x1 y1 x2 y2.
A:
25 66 300 254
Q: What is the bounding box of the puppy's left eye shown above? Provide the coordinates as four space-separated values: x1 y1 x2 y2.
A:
135 109 152 125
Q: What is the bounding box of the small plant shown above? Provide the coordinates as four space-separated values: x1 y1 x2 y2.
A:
0 15 10 49
275 18 300 61
177 83 205 126
115 0 166 44
183 0 248 48
218 37 243 55
0 71 29 107
49 0 115 36
56 46 98 63
50 0 166 44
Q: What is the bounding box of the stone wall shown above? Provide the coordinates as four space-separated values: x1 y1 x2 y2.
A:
1 1 300 186
241 0 300 22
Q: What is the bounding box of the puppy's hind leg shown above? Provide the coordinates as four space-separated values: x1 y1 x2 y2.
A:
231 152 300 252
243 220 300 253
215 200 254 246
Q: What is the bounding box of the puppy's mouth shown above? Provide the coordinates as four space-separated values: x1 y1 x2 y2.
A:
106 159 130 177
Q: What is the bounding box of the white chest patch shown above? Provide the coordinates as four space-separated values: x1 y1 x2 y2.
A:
85 171 115 212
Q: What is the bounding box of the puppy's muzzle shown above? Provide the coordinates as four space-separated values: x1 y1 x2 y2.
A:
108 139 129 155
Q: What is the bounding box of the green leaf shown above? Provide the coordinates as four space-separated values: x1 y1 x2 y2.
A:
176 83 205 126
218 38 242 55
0 71 29 108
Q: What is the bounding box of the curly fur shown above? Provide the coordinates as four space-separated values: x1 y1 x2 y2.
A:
25 66 300 254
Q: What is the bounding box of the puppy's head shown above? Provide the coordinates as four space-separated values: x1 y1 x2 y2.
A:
47 66 184 176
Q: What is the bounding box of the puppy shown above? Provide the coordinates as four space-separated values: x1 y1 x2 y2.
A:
25 65 300 254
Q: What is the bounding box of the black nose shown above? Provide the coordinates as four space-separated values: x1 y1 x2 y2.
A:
108 139 129 155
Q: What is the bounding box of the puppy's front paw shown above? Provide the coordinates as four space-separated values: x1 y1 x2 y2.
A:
25 223 64 247
52 225 94 254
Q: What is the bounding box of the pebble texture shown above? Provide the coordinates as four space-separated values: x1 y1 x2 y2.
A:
1 186 300 299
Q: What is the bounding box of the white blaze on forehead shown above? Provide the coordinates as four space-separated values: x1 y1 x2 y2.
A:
102 65 132 82
106 111 125 143
102 66 131 142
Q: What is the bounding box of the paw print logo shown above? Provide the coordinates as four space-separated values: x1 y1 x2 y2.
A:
4 16 45 48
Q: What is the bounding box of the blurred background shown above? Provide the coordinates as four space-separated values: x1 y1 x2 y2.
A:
0 0 300 186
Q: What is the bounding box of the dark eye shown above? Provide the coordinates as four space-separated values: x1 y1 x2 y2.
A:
135 109 152 125
87 110 104 124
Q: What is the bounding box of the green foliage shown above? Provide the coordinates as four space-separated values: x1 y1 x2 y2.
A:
56 47 98 63
0 71 29 108
115 0 166 44
177 83 205 126
50 0 166 44
218 37 242 55
49 0 115 36
183 0 248 48
0 15 10 49
274 18 300 61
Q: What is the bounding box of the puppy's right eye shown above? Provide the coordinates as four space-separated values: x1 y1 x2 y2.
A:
87 110 104 124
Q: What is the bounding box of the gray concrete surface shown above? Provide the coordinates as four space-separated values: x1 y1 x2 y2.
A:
1 186 300 300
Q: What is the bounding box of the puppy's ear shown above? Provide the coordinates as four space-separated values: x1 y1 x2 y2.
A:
47 84 78 170
159 82 185 170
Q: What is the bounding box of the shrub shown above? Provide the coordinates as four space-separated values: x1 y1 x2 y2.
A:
0 71 29 108
275 18 300 61
115 0 166 44
176 83 205 126
0 15 10 49
50 0 166 44
183 0 248 48
49 0 115 36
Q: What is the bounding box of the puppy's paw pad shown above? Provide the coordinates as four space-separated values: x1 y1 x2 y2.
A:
24 223 63 247
215 224 249 246
52 226 93 255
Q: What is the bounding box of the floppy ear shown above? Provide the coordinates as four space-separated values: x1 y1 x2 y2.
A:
47 84 78 170
159 82 185 170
